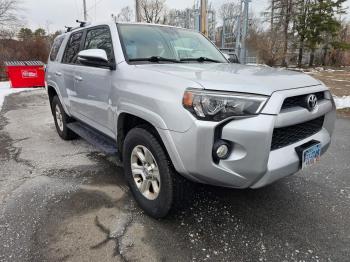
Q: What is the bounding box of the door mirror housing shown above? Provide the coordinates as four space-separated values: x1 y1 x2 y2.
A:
77 49 116 69
228 54 240 64
223 53 230 61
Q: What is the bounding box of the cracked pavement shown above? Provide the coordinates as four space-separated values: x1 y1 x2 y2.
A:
0 90 349 262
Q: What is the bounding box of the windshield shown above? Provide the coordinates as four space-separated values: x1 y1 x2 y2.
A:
117 24 228 64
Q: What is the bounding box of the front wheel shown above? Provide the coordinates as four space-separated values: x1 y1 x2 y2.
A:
123 127 185 218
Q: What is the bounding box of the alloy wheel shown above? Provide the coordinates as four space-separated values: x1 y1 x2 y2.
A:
130 145 161 200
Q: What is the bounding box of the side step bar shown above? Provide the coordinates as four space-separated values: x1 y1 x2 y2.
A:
67 122 118 155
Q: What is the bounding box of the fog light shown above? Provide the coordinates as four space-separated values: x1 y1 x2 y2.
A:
217 145 229 158
213 140 231 160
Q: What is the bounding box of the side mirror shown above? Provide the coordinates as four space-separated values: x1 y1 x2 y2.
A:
77 49 115 69
228 54 240 64
223 53 230 61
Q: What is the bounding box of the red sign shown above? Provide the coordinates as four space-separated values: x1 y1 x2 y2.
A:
21 69 38 78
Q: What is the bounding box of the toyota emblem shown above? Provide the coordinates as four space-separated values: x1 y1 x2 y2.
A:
306 94 318 111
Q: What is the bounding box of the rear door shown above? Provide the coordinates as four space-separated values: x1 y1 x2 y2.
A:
46 35 68 106
60 30 85 115
73 26 115 135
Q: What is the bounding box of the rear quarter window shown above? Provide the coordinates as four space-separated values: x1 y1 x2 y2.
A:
49 36 64 61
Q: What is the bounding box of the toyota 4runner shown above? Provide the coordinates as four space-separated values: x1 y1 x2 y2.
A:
46 22 336 218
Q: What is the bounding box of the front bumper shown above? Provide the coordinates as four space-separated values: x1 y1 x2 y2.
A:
159 86 336 189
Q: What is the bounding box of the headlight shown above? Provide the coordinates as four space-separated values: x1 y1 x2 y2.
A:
183 89 269 121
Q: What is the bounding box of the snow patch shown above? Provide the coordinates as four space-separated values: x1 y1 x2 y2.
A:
0 81 35 111
334 96 350 109
331 79 350 83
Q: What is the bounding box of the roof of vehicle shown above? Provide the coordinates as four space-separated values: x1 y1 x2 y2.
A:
116 22 186 30
62 21 193 36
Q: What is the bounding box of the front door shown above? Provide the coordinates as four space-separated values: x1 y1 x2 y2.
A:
73 26 115 135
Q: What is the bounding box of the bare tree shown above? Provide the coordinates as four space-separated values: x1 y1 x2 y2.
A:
218 1 240 21
265 0 298 66
139 0 166 24
218 1 241 49
116 6 134 22
0 0 20 27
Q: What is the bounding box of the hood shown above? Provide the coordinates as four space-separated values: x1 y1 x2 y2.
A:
135 63 321 96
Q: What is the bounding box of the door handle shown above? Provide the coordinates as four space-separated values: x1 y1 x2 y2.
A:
75 76 83 82
55 71 62 76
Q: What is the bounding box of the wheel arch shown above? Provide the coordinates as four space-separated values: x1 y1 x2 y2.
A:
47 85 57 112
116 112 187 176
117 113 165 157
47 85 71 116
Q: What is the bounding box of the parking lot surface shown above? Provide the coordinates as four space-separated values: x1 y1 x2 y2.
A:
0 90 349 262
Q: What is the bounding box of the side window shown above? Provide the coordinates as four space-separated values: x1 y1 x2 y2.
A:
83 27 114 62
62 31 83 64
50 36 64 61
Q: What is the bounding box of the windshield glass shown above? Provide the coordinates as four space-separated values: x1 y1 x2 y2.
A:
117 24 228 63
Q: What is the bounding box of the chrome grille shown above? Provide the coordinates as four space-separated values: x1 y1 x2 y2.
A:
281 92 325 110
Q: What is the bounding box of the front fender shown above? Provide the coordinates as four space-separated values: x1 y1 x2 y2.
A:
116 102 168 130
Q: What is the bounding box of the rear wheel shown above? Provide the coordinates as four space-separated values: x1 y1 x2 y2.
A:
123 127 187 218
52 96 77 140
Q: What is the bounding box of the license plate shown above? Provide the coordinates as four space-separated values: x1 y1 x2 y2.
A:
302 143 321 169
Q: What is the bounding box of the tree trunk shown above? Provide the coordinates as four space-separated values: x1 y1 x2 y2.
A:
270 0 275 33
281 0 291 67
309 49 315 67
281 26 288 67
322 46 328 66
298 36 305 67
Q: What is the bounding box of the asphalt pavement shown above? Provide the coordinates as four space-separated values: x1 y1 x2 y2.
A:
0 90 349 262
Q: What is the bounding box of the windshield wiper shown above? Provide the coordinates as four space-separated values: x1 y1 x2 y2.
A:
180 57 222 63
129 56 183 63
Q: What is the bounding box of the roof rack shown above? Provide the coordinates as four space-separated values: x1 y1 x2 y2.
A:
76 20 90 27
65 20 91 33
65 26 73 32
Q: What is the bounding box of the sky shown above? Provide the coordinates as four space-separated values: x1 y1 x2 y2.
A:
22 0 269 32
22 0 349 33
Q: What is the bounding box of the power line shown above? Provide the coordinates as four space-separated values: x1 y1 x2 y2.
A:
87 0 104 12
81 0 104 21
74 0 81 19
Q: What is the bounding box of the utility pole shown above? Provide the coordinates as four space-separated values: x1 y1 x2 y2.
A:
235 0 243 58
194 1 200 32
83 0 87 21
135 0 141 22
200 0 208 36
240 0 251 64
222 18 226 49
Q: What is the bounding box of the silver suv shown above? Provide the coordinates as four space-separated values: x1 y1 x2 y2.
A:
46 22 336 218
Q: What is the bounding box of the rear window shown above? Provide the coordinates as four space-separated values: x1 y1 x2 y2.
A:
49 36 64 61
62 31 84 64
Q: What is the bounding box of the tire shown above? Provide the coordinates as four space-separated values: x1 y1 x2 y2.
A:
51 96 77 140
123 127 187 218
